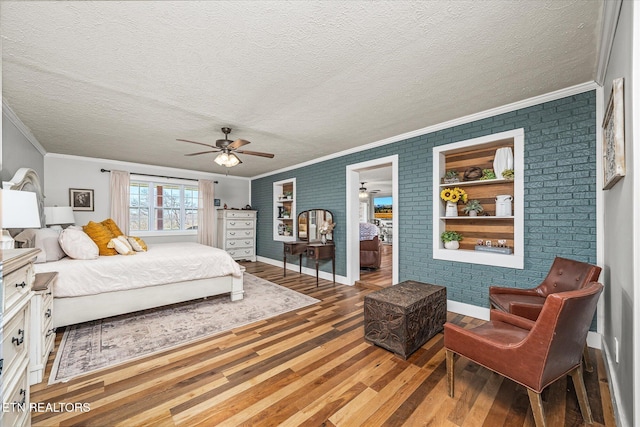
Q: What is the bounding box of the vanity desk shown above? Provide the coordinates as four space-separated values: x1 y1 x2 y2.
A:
282 209 335 286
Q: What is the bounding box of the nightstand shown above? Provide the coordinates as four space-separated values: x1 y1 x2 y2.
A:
29 271 57 385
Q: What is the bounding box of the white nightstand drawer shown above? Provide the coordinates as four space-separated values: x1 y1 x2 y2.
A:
3 264 32 313
2 305 29 382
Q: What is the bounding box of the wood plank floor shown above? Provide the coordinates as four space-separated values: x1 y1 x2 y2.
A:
31 262 616 426
358 244 392 288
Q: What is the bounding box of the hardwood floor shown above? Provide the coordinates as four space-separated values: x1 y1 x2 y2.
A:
31 262 616 426
359 243 393 288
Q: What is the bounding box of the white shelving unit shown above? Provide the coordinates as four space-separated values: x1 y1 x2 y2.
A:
273 178 296 242
432 129 524 269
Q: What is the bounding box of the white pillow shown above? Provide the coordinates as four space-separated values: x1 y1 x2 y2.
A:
34 228 66 263
58 228 99 260
107 237 136 255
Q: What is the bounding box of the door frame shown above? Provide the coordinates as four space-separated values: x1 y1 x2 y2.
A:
346 155 399 285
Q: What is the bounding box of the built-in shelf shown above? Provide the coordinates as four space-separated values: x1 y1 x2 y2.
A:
433 129 524 269
273 178 296 242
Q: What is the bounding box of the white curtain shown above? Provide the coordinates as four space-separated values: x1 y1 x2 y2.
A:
110 170 130 235
198 179 215 246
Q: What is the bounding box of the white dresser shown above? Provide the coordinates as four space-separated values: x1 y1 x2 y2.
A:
217 209 257 262
1 248 39 427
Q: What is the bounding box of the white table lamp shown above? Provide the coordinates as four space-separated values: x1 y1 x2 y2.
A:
1 189 42 249
44 206 75 229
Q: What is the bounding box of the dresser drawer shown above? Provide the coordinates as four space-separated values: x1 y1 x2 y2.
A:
3 264 33 313
2 363 30 427
223 211 255 219
227 248 255 259
226 219 255 229
2 305 29 384
225 239 254 249
226 228 255 240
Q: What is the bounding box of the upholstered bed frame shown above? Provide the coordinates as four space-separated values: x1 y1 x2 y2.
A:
5 168 244 328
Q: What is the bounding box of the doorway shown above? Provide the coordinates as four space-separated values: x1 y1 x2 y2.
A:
346 155 399 286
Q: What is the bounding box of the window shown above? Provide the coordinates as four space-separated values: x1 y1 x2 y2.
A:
129 180 198 232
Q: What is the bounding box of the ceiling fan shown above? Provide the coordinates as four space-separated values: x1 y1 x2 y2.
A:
178 127 275 168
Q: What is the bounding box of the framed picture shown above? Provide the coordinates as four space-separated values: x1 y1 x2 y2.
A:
602 77 626 190
69 188 94 211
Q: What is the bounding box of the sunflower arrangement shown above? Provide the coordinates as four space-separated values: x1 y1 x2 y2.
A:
440 187 468 204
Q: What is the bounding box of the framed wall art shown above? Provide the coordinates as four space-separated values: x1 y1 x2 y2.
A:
70 188 94 211
602 77 626 190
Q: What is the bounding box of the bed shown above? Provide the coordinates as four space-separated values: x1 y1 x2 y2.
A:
5 168 245 328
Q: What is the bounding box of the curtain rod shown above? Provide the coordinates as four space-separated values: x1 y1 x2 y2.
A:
100 169 218 184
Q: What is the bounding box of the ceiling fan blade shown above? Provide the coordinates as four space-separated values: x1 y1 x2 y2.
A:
227 138 251 150
177 138 217 149
184 150 220 156
235 149 275 158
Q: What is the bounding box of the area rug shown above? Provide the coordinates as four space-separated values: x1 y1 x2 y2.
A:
49 273 319 384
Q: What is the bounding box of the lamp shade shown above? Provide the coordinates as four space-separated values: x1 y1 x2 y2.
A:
44 206 75 225
1 189 41 229
214 152 241 167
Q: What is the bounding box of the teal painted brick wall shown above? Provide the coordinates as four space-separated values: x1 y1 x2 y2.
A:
252 91 597 309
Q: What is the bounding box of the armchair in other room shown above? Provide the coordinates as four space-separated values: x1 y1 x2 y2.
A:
359 222 382 269
445 281 603 427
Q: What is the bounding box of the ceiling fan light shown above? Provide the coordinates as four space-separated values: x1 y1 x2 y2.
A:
215 151 241 167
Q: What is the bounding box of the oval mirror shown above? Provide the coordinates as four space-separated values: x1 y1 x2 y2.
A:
297 209 334 242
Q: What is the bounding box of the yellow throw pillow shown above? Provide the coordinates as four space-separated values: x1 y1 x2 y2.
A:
101 218 124 237
107 237 136 255
127 236 148 252
83 221 118 256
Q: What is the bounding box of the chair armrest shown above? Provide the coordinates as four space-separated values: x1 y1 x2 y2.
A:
489 310 536 330
489 286 539 296
508 303 543 321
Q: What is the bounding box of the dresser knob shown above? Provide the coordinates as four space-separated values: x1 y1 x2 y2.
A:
45 308 52 318
229 232 236 236
15 281 27 289
46 328 56 337
12 329 24 346
229 242 235 246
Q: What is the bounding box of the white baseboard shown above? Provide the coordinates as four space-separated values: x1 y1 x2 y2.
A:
256 256 349 285
447 299 602 349
601 338 628 427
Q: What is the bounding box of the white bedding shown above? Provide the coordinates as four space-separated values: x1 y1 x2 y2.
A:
34 242 243 298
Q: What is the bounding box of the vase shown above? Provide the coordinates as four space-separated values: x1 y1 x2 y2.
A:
468 210 477 217
321 234 327 244
444 241 459 250
445 201 458 217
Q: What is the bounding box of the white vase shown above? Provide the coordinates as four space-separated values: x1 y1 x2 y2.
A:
444 241 459 250
468 210 478 217
493 147 514 178
445 201 458 217
321 234 327 244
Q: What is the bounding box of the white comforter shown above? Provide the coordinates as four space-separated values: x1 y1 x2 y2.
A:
34 242 243 298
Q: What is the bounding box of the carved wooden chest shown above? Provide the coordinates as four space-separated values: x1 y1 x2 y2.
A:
364 281 447 359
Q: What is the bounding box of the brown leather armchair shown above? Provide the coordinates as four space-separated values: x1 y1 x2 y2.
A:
360 235 382 269
489 256 601 371
445 281 603 427
489 256 601 320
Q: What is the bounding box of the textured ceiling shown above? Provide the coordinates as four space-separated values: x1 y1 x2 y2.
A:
1 1 602 178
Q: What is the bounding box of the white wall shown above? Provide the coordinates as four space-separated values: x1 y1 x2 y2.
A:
601 1 636 426
44 154 251 244
1 109 44 186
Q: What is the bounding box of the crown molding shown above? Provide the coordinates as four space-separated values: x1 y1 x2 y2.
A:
45 152 252 182
251 81 598 180
2 99 48 156
595 0 623 85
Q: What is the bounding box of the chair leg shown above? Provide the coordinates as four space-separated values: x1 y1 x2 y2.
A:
446 349 455 397
527 389 547 427
570 365 594 424
583 344 593 373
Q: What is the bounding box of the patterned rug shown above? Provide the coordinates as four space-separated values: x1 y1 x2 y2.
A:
49 273 318 384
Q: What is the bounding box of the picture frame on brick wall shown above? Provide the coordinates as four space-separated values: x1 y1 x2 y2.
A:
602 77 625 190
